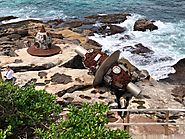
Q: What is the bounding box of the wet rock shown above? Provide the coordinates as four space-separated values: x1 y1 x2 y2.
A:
0 16 18 22
134 19 158 31
85 13 131 24
108 25 126 35
119 35 131 40
62 55 85 69
51 73 72 84
123 43 154 56
94 25 126 36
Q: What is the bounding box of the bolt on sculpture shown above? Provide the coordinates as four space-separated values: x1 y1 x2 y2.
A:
75 46 141 96
27 25 61 56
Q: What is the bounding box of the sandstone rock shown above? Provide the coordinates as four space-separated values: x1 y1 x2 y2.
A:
134 19 158 31
128 80 184 110
162 58 185 85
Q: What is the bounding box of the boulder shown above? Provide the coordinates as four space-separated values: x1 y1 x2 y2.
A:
134 19 158 31
123 43 154 56
87 25 126 36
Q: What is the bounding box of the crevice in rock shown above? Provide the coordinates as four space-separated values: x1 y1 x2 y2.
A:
56 84 92 97
61 55 85 69
10 63 56 72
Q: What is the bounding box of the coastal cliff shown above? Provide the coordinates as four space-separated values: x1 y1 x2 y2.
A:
0 14 185 136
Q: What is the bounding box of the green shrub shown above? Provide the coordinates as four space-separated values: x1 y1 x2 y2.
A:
0 82 61 138
0 126 12 139
35 103 130 139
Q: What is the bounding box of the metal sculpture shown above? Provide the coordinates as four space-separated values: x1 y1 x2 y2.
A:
75 46 141 96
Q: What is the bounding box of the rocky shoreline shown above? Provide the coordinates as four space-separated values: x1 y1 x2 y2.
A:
0 13 185 136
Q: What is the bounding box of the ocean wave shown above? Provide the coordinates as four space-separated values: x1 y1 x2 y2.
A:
90 14 185 80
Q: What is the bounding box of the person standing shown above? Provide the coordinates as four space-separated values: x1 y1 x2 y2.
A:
4 66 14 83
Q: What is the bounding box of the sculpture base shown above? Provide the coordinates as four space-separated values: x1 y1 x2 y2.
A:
27 45 61 57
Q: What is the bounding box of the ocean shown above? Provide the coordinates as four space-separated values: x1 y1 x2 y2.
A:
0 0 185 80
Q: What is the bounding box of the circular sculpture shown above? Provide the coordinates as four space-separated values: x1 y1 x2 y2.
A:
27 25 61 57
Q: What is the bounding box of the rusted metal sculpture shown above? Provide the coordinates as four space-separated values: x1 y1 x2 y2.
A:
27 25 61 56
75 46 141 96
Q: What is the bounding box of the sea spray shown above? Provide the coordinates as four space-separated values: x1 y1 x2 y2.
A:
90 14 185 80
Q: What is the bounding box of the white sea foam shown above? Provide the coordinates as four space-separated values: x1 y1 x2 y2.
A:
90 14 185 80
1 17 41 24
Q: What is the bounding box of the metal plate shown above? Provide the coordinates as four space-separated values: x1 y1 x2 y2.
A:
93 50 120 86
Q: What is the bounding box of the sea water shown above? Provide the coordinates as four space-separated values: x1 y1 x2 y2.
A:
0 0 185 79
